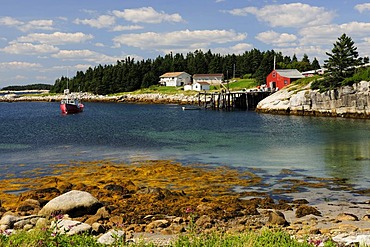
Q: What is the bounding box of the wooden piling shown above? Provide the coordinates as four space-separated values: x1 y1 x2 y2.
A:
198 91 271 111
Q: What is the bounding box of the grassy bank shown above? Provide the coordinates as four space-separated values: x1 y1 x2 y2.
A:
114 78 258 96
0 227 329 247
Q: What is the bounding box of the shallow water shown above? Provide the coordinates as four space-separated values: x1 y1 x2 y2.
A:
0 101 369 194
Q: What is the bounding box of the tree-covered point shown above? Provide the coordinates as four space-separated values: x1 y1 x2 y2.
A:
1 84 52 91
50 49 321 95
312 33 369 91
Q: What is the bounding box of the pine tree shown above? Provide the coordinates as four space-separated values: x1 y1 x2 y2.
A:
311 58 321 70
324 33 362 88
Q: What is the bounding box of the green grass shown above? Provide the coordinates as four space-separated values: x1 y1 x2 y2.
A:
293 75 323 87
0 228 326 247
114 85 197 96
210 78 258 91
226 78 258 91
173 228 315 247
310 66 370 92
0 229 104 247
112 78 258 96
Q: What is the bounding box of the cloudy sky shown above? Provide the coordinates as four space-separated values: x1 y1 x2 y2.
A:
1 0 370 88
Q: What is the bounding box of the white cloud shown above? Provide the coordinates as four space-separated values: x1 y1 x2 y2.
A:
18 19 54 32
36 75 48 80
2 43 59 55
15 75 27 80
113 7 184 24
113 29 246 52
299 22 370 46
355 3 370 13
51 49 122 64
226 3 335 28
74 15 116 29
0 61 42 69
0 17 54 32
255 30 297 46
95 42 105 47
213 43 253 55
0 16 24 26
276 46 328 64
16 32 94 45
111 25 144 32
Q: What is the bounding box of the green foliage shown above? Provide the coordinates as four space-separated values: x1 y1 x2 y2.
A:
2 227 341 247
312 66 370 92
128 85 193 95
310 33 368 92
0 229 105 247
50 49 320 94
293 75 322 87
323 33 362 88
341 67 370 86
1 84 52 91
173 228 315 247
228 78 258 90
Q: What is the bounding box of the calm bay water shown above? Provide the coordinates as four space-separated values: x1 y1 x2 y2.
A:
0 101 369 199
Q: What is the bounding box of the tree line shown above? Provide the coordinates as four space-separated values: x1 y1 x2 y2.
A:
2 84 52 91
50 49 321 95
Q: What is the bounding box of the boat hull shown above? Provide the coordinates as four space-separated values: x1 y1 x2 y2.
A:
60 102 84 114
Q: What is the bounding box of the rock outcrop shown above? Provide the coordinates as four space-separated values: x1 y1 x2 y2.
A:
38 190 102 217
256 81 370 118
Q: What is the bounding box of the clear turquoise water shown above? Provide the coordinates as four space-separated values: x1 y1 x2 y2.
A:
0 101 369 197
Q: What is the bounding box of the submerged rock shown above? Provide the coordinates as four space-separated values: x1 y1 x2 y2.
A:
295 205 321 218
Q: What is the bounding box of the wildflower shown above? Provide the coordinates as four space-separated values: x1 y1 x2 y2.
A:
54 214 64 220
308 238 323 246
185 207 194 214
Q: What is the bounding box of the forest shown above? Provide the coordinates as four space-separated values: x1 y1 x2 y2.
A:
2 84 52 91
50 49 321 95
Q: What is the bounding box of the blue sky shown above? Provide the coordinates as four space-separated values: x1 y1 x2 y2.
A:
1 0 370 88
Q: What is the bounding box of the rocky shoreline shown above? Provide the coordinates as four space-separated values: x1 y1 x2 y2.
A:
256 81 370 119
0 160 369 246
0 91 199 105
1 81 370 119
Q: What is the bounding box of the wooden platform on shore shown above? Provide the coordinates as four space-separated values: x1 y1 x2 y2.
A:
198 91 271 110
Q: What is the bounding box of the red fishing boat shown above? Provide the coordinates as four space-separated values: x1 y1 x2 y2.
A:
60 89 84 114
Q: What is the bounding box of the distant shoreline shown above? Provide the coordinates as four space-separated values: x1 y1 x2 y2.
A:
0 92 199 105
1 86 370 119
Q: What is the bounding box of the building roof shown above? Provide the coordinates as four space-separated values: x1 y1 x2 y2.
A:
160 72 189 78
195 81 210 85
193 73 223 78
275 69 304 79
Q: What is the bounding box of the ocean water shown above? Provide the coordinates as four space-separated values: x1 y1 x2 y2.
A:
0 101 369 199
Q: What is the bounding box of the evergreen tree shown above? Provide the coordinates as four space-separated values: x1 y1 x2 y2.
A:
324 33 362 87
311 58 321 70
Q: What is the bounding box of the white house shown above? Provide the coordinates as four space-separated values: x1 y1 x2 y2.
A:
192 82 210 91
193 74 223 85
159 72 191 87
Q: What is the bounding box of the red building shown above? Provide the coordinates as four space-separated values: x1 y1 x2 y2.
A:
266 69 304 90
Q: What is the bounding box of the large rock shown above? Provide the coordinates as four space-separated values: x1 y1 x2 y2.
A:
0 215 20 229
97 229 126 245
257 81 370 118
38 190 102 217
267 210 289 226
51 219 91 235
295 205 321 218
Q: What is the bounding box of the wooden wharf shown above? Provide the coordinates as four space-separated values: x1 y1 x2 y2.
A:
198 90 271 110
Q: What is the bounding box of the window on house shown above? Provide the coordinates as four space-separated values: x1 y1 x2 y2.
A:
284 80 288 85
